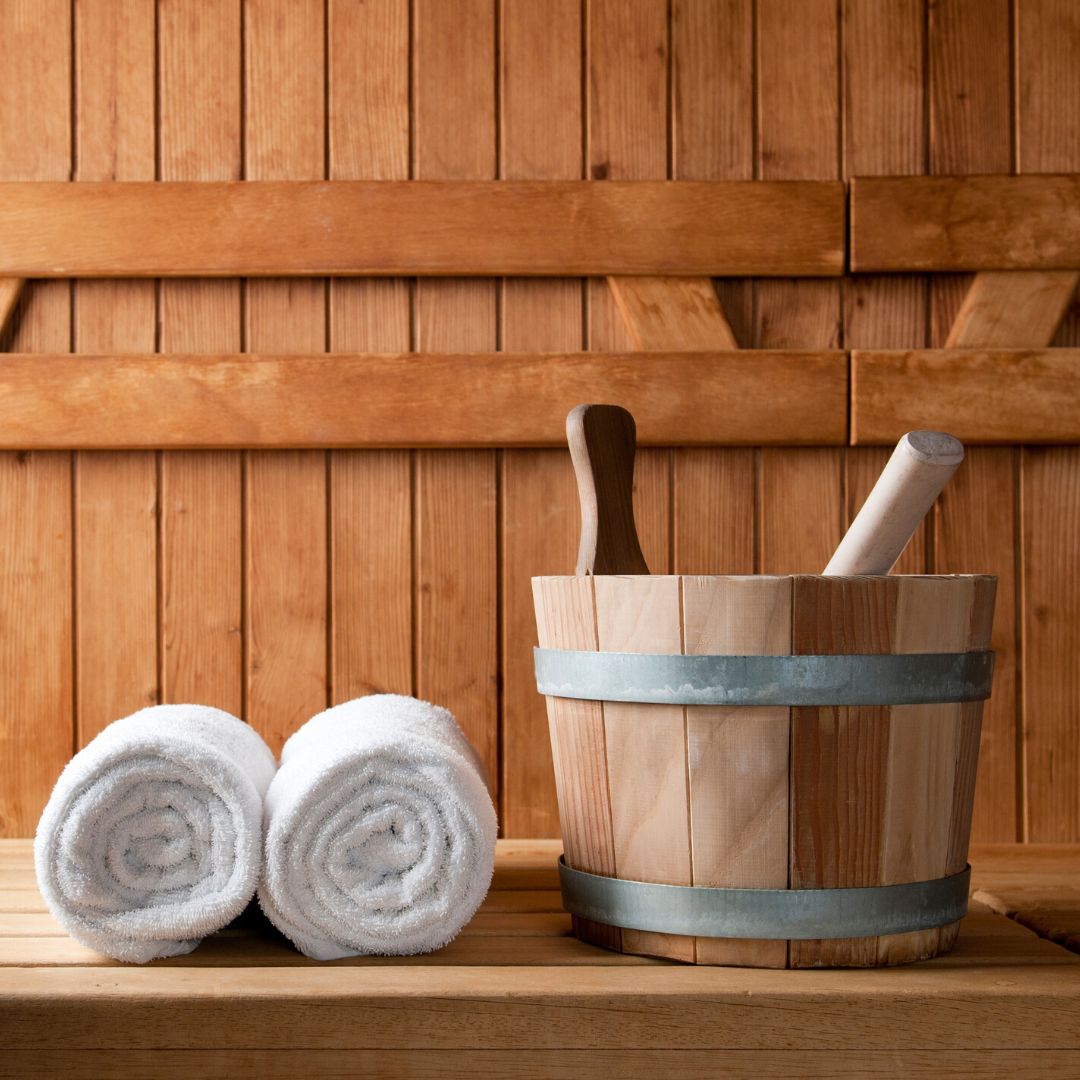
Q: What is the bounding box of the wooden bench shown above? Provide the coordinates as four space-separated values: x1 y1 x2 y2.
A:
1 840 1078 1077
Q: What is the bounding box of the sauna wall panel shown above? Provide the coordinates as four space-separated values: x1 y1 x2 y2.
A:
0 1 73 837
0 0 1077 844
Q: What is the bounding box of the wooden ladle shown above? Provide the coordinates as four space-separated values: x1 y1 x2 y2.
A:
567 404 649 576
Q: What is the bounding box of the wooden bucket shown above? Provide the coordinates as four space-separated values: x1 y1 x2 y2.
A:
532 572 996 968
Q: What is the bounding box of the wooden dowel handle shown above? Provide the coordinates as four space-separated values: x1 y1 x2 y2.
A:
824 431 964 576
567 404 649 576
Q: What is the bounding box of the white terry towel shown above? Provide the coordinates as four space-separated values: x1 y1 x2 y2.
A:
259 694 497 960
34 705 276 964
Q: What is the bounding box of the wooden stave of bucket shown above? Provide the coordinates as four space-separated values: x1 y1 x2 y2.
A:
532 571 997 968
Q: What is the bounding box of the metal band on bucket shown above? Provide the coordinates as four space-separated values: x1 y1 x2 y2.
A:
558 858 971 940
534 649 994 707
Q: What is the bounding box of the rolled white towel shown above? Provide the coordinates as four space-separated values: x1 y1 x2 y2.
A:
259 694 497 960
34 705 276 964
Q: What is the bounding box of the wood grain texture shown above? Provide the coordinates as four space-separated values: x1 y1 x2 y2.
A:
329 450 411 702
73 0 158 745
587 0 672 578
413 0 498 793
0 350 849 449
532 576 619 949
0 278 23 337
929 0 1011 174
842 0 929 574
669 1 755 580
760 449 843 575
926 0 1019 850
594 574 693 962
947 579 998 876
0 179 847 278
758 0 844 583
0 0 73 835
850 175 1080 271
157 0 242 715
673 450 754 575
1016 0 1080 845
683 575 790 967
788 574 997 968
607 277 739 351
1024 448 1080 841
673 0 752 183
789 575 897 967
502 449 578 836
244 0 328 752
0 452 71 835
567 405 649 576
945 271 1080 348
876 577 981 964
500 0 583 839
328 0 412 709
244 449 326 754
851 349 1080 444
7 1049 1080 1080
934 448 1020 844
415 448 498 789
3 841 1080 1058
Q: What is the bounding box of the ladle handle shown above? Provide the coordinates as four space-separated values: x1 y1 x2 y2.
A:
567 404 650 576
824 430 964 576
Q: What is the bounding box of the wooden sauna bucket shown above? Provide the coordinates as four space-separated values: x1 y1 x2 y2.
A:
532 572 996 968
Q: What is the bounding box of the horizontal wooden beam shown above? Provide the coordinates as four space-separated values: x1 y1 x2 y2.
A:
851 349 1080 444
0 351 848 448
0 181 845 278
850 175 1080 272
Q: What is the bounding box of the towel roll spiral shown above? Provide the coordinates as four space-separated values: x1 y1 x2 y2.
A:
34 705 276 963
259 694 497 960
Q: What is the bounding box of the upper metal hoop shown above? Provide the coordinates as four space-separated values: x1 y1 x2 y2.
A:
534 648 994 707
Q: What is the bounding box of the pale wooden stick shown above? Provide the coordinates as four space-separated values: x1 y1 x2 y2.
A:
824 431 964 576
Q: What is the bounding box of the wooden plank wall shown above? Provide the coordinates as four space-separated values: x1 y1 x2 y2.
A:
0 0 1078 844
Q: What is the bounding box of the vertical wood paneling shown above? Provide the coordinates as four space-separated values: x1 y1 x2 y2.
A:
843 0 926 573
245 0 328 754
328 0 412 705
928 0 1019 842
1023 449 1080 840
928 0 1012 344
74 0 158 745
414 0 499 790
586 2 680 953
1017 0 1080 841
588 0 670 574
0 0 73 835
842 0 926 348
158 0 243 716
1 0 1078 843
500 0 583 837
757 0 842 576
671 0 754 577
673 450 755 575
